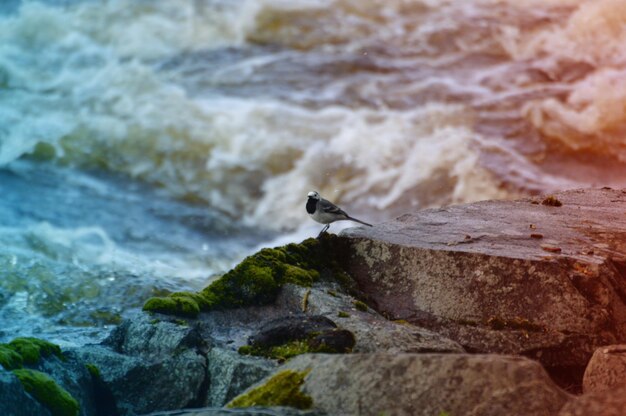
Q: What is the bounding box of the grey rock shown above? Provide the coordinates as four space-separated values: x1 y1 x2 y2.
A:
0 369 52 416
558 387 626 416
74 345 205 415
278 353 573 416
582 344 626 393
205 348 277 407
103 314 207 356
337 189 626 380
73 315 207 415
146 406 325 415
277 284 464 354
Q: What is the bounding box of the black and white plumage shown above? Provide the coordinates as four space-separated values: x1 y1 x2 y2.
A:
306 191 372 236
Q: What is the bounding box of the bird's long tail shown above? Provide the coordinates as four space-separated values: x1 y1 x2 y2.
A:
347 216 373 227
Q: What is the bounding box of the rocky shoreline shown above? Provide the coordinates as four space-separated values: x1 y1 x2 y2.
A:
3 188 626 415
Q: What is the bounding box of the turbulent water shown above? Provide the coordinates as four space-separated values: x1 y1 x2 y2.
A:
2 0 626 344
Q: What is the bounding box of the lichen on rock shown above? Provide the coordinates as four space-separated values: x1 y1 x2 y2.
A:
227 369 313 409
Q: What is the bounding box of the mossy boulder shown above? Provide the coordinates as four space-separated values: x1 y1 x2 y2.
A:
0 338 63 370
8 338 63 365
12 369 79 416
143 236 347 317
0 345 24 370
227 369 313 409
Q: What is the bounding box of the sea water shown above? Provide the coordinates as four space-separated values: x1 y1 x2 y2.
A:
1 0 625 345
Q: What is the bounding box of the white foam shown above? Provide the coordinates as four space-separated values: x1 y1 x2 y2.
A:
0 0 517 232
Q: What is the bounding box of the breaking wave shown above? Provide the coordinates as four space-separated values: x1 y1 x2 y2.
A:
3 0 626 231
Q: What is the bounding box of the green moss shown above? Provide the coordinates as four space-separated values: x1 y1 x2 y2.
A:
8 338 63 365
12 369 79 416
238 340 310 360
238 328 355 360
142 294 201 318
238 345 254 355
227 370 312 409
85 364 100 378
353 300 368 312
144 235 350 318
269 341 312 360
337 311 350 318
327 290 338 297
30 142 57 161
0 345 24 370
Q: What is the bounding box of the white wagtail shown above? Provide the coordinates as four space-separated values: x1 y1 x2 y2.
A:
306 191 372 236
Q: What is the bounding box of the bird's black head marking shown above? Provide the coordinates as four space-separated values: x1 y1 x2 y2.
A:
306 197 317 214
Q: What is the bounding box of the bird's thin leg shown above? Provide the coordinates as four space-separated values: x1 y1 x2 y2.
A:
317 224 330 238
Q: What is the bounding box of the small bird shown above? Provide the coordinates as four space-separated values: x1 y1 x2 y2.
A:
306 191 372 237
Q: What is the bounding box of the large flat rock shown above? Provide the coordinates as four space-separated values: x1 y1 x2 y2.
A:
337 189 626 385
276 353 572 416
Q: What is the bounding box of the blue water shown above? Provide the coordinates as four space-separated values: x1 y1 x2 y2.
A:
0 160 269 345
